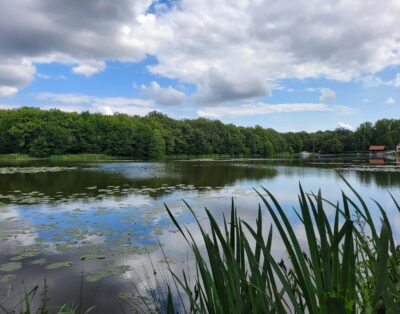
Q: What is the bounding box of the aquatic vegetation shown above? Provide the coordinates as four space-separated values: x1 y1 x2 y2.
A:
10 250 40 261
84 265 131 282
30 258 46 266
165 178 400 313
0 274 16 282
0 166 77 175
49 154 119 161
45 261 74 270
0 262 22 272
80 254 106 261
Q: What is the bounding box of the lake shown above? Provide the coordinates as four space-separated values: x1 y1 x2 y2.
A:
1 156 400 312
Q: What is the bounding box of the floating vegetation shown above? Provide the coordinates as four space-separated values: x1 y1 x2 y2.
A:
45 261 74 270
84 265 131 283
80 255 106 261
0 262 22 272
10 250 40 261
0 274 16 282
30 258 46 266
336 165 400 172
0 166 77 175
118 292 135 301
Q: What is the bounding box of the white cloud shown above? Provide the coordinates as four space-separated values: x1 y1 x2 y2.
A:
72 60 106 77
386 97 396 104
337 122 353 130
140 81 186 106
197 102 331 118
394 74 400 88
33 92 155 116
192 67 271 105
1 1 400 104
319 88 336 101
0 59 35 95
307 87 336 101
36 73 66 80
0 86 18 97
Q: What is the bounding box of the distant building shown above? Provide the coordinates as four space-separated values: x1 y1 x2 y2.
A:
397 144 400 153
369 145 386 152
369 145 386 158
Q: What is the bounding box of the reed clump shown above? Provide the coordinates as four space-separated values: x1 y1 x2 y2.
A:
165 178 400 313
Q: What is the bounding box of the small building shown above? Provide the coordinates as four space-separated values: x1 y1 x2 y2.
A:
369 145 386 158
369 145 386 152
396 144 400 153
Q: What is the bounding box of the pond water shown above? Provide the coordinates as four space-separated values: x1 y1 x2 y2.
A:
1 156 400 312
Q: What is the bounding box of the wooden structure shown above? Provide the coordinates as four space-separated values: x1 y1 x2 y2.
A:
369 145 386 158
396 144 400 153
369 145 386 152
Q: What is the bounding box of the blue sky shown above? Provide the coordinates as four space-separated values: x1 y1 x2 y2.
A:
1 0 400 132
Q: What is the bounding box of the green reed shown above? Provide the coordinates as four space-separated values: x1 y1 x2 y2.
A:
165 178 400 313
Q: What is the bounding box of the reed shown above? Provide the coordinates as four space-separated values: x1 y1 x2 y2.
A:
165 178 400 313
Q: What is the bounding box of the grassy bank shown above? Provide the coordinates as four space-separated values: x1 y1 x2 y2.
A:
0 153 37 160
49 154 122 161
0 153 287 162
0 153 123 162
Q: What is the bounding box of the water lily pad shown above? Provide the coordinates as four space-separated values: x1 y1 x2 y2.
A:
10 251 40 261
119 292 135 301
0 274 16 282
30 258 46 266
80 254 106 261
85 265 130 282
45 261 74 270
0 262 22 272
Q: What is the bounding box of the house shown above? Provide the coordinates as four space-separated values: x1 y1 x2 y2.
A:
396 144 400 153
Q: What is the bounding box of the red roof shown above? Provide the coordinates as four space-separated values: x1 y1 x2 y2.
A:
369 145 386 151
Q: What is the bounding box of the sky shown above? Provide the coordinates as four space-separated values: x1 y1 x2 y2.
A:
0 0 400 132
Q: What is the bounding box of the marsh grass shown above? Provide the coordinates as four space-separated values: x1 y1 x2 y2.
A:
165 177 400 313
0 154 34 160
49 154 119 161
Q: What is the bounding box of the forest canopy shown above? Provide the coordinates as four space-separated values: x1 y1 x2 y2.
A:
0 107 399 159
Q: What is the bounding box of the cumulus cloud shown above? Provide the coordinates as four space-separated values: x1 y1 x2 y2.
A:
34 92 155 116
337 122 353 130
0 59 36 94
72 60 106 77
198 102 331 118
0 86 18 97
386 97 396 104
1 0 400 103
140 81 186 106
192 67 271 105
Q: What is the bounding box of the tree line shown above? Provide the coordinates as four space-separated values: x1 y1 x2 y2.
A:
0 107 399 159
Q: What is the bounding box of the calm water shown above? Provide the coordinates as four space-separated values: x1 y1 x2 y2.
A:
1 156 400 312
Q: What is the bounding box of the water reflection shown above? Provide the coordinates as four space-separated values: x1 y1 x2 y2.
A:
1 158 400 312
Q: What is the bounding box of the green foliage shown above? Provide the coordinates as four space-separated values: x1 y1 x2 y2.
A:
166 180 400 313
1 107 400 159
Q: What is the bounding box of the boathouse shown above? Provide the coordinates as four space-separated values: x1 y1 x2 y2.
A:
369 145 386 158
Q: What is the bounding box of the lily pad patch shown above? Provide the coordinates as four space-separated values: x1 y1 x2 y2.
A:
0 262 22 272
45 261 74 270
84 265 131 283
